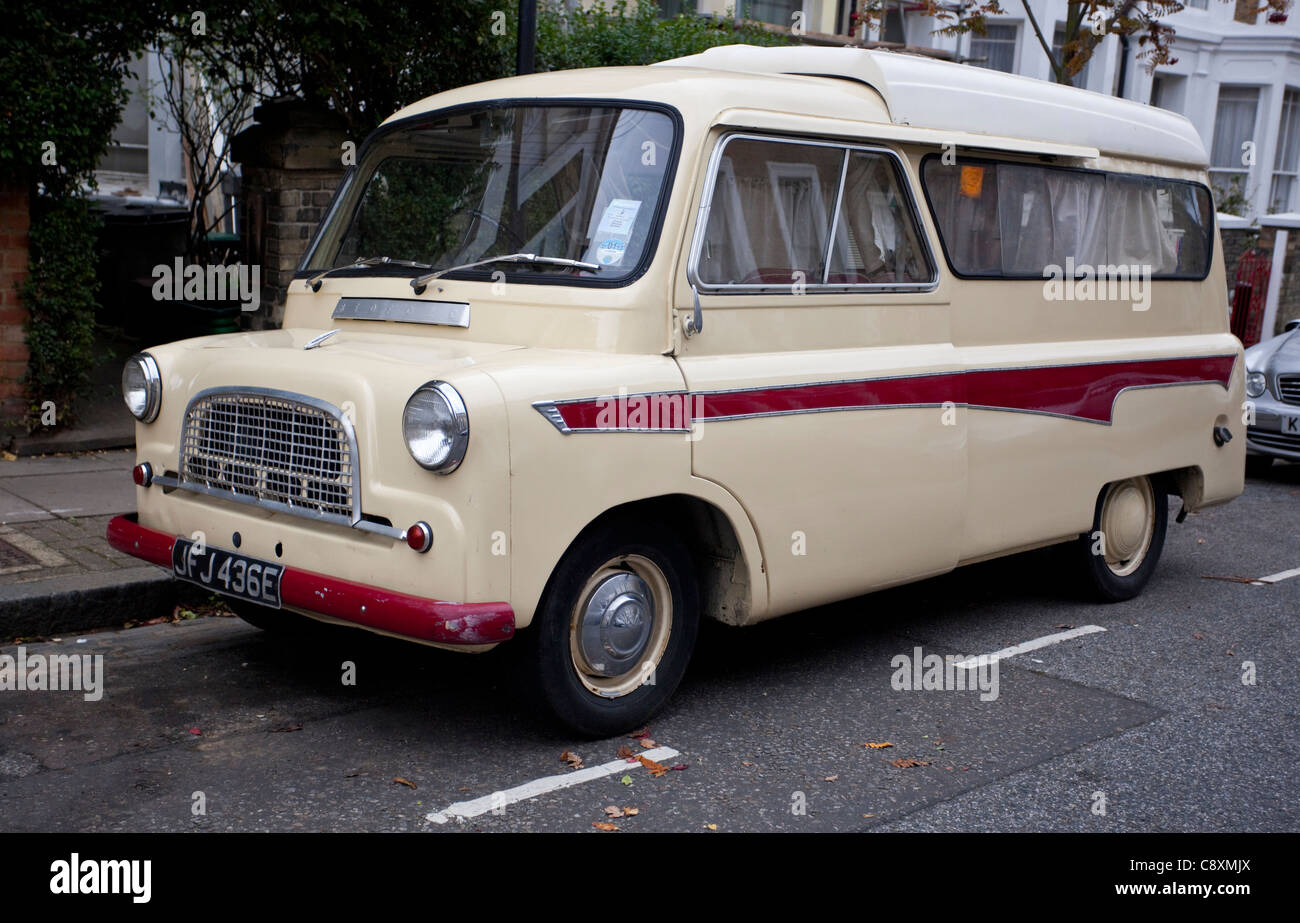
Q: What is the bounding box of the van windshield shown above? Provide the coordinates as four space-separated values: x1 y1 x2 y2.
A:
302 104 676 284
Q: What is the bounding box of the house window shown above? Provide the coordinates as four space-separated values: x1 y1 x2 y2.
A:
1209 86 1260 206
743 1 802 27
99 66 149 178
1270 88 1300 214
1150 74 1186 113
969 23 1018 73
1187 0 1208 8
1052 25 1092 89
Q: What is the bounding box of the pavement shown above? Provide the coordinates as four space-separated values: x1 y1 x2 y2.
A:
0 450 178 638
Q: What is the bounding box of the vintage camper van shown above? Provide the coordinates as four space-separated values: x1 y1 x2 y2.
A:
110 46 1245 735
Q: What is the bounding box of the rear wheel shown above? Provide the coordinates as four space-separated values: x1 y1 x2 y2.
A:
1075 475 1168 602
520 520 699 738
227 599 317 634
1245 454 1275 477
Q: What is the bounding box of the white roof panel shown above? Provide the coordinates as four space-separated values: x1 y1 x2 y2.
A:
655 45 1208 167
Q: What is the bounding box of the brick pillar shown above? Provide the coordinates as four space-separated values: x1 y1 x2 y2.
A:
232 101 348 329
0 182 30 424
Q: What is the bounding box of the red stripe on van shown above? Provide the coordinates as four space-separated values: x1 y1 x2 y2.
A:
547 355 1236 429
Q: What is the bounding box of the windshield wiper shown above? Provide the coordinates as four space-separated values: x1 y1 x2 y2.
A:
411 253 600 294
305 256 434 292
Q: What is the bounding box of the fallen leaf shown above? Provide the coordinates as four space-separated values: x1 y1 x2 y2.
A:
1200 574 1256 583
592 822 619 831
741 760 755 767
637 754 669 777
1206 702 1230 710
670 764 689 771
863 741 893 749
616 745 635 759
393 777 417 789
704 823 718 831
620 775 633 786
271 723 303 733
862 813 875 818
188 728 202 735
824 775 838 782
623 807 639 816
604 805 624 818
1192 632 1205 640
1055 623 1073 630
639 738 658 749
630 727 652 739
1196 537 1206 544
345 772 361 778
560 749 584 770
890 758 931 769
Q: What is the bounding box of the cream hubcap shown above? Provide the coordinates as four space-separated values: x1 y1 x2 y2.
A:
1100 477 1155 577
569 554 672 698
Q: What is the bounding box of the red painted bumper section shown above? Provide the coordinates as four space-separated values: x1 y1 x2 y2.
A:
106 515 515 645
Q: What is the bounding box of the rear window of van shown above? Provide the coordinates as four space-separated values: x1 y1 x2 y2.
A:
920 157 1214 280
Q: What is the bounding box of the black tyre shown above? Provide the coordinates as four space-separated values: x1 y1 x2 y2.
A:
519 519 699 738
1075 474 1168 602
1245 454 1274 478
227 599 318 634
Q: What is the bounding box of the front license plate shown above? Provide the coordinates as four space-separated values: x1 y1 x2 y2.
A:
1283 414 1300 436
171 538 283 608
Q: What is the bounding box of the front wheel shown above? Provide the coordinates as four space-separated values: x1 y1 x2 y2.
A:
519 520 699 738
1074 474 1168 602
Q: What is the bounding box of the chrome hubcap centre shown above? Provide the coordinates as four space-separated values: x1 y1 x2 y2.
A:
579 573 654 677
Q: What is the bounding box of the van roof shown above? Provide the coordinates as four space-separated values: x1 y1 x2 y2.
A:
384 45 1207 169
655 45 1208 167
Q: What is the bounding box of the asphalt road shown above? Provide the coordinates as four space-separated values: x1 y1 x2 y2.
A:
1 465 1296 833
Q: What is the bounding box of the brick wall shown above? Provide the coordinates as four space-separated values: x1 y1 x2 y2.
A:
1221 227 1260 304
232 101 347 329
0 183 30 424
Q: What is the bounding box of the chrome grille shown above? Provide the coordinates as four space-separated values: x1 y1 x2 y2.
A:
1247 429 1300 453
1278 374 1300 406
179 388 358 524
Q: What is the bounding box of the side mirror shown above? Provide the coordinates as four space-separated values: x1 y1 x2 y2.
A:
1285 319 1300 333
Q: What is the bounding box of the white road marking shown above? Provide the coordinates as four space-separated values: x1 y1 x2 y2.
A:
425 745 681 825
1252 566 1300 586
953 625 1107 670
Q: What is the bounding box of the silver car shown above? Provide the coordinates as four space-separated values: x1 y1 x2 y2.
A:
1244 319 1300 475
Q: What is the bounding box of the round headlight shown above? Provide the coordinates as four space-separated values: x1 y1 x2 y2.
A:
122 353 162 422
1246 371 1267 399
402 381 468 473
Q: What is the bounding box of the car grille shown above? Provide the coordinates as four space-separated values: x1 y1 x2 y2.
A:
179 389 358 524
1247 429 1300 453
1278 374 1300 406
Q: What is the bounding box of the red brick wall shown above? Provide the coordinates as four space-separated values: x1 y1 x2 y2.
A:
0 183 30 423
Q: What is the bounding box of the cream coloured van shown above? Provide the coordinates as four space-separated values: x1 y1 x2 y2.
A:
110 46 1245 735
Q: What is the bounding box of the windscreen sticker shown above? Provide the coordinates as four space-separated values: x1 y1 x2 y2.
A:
594 198 641 266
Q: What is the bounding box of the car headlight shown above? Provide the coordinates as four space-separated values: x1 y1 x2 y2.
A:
1246 371 1267 399
402 381 468 473
122 353 162 422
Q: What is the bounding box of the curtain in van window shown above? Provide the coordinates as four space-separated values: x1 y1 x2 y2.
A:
829 151 931 283
697 138 840 285
995 165 1106 274
1105 175 1178 273
921 161 1003 275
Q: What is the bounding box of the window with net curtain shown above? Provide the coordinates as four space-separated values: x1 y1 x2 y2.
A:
694 137 933 287
1270 89 1300 214
969 23 1018 73
922 159 1213 279
1209 86 1259 204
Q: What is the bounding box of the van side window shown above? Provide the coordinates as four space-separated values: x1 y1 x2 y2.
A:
828 151 934 284
921 157 1214 280
693 135 936 291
